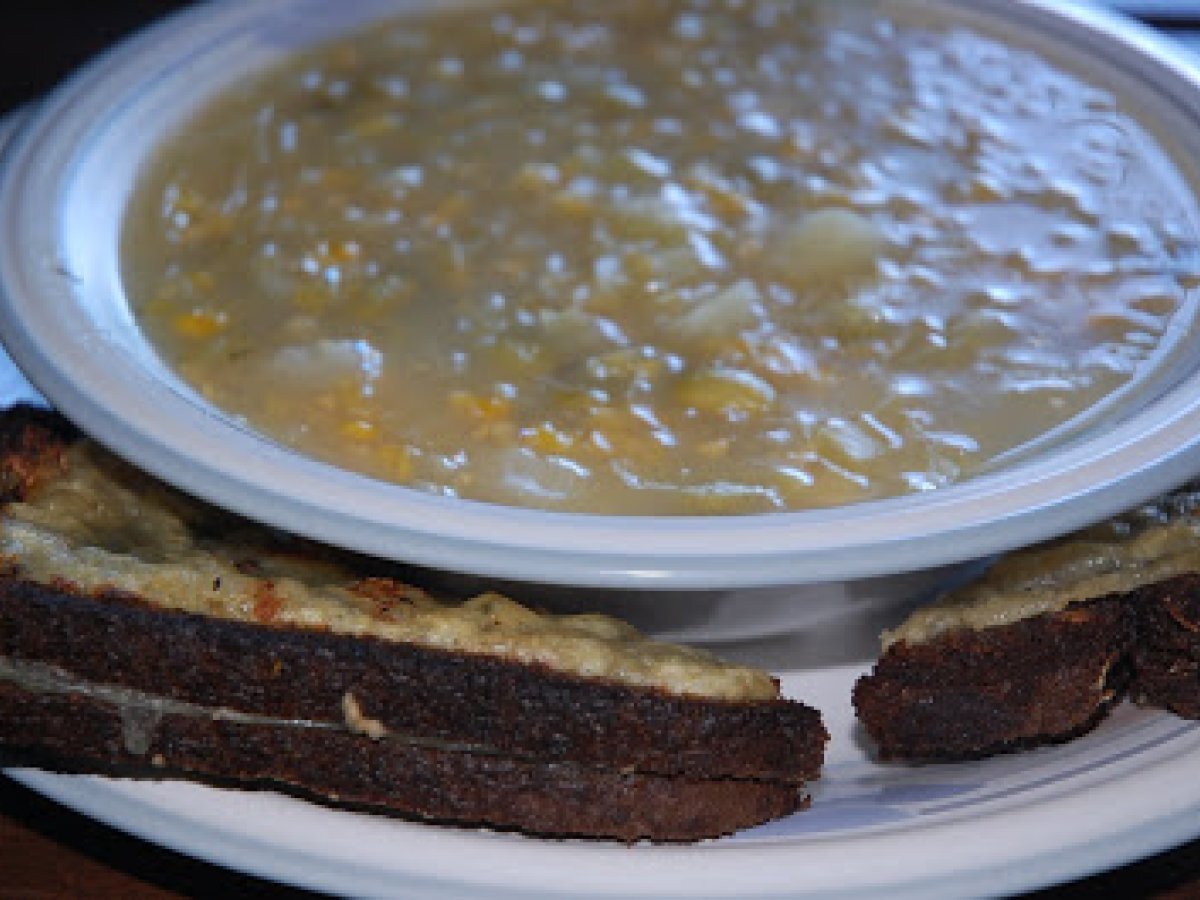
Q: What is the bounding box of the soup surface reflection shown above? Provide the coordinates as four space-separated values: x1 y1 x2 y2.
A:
125 0 1200 514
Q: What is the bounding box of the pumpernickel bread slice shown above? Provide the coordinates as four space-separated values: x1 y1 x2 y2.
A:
854 486 1200 762
852 597 1134 760
0 406 826 841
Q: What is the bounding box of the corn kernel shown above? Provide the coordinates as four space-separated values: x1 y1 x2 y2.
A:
623 249 655 282
474 420 517 443
487 340 549 379
699 181 756 219
676 369 776 415
188 271 216 293
173 309 228 340
292 283 331 312
328 240 362 264
684 490 769 515
375 444 415 481
427 194 468 229
513 162 561 192
170 187 207 218
495 258 533 280
339 419 378 442
551 190 596 219
522 422 575 454
450 390 512 422
143 293 176 318
352 113 399 139
178 215 236 246
697 437 731 459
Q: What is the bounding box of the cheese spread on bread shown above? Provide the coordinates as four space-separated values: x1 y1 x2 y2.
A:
885 487 1200 648
0 442 776 700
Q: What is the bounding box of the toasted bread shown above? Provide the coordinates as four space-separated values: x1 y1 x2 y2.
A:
0 406 826 841
854 487 1200 761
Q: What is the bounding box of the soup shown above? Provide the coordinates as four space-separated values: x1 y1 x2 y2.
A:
123 0 1200 514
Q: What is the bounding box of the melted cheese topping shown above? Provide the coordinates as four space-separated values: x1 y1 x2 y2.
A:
885 487 1200 647
0 443 776 700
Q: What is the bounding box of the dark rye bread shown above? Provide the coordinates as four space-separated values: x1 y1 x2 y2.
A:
0 677 802 843
0 406 826 842
852 597 1134 761
0 581 819 785
854 496 1200 762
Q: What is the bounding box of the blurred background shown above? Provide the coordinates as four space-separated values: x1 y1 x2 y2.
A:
0 1 193 113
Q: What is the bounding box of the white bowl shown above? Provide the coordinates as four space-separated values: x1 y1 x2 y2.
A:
2 0 1200 640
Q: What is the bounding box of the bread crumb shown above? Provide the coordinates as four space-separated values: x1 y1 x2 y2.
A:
342 691 388 740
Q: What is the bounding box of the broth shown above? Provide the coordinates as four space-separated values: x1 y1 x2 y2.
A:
124 0 1200 514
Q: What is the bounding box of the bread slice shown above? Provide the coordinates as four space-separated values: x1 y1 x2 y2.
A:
0 406 826 842
852 597 1134 760
853 488 1200 761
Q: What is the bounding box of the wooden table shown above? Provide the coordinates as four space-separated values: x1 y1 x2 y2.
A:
5 2 1200 897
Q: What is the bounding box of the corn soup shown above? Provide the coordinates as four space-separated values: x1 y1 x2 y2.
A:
123 0 1200 514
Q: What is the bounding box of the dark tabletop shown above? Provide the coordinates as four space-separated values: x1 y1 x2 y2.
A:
4 2 1200 897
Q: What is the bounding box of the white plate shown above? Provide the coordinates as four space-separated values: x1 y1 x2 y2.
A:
0 344 1198 897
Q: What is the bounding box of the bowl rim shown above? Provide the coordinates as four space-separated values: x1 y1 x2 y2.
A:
3 0 1200 589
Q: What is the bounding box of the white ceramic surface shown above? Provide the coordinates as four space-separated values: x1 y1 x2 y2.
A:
10 657 1200 900
3 0 1200 592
